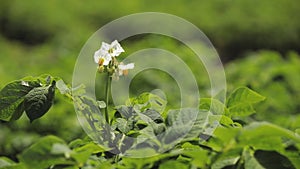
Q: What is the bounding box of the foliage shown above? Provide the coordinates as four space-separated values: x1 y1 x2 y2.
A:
0 1 299 168
1 2 299 158
0 75 56 122
0 75 299 169
226 51 300 130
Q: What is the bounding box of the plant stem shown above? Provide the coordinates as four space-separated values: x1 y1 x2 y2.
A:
105 73 111 123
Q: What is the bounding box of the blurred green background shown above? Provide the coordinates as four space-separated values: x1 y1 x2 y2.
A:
0 0 300 159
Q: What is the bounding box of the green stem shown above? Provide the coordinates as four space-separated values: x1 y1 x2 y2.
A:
105 73 111 123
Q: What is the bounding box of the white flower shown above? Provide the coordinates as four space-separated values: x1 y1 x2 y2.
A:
94 48 111 66
118 62 134 76
94 40 125 66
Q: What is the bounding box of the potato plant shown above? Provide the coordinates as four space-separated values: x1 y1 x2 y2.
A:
0 74 299 169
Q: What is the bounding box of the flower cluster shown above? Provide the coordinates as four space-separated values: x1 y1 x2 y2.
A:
94 40 134 78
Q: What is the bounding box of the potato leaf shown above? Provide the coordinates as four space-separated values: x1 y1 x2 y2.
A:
227 87 265 117
200 98 229 115
19 135 74 169
243 148 265 169
116 118 133 134
24 80 56 122
0 77 47 121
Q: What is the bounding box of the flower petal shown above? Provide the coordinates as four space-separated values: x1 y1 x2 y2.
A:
94 51 112 65
110 40 125 57
126 63 134 69
94 40 124 66
93 50 101 63
101 42 110 51
119 63 134 70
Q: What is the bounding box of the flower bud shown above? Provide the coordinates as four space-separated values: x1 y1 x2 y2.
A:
108 67 116 74
97 65 104 73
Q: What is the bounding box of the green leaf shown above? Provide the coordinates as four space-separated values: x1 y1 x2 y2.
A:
124 147 158 158
152 123 166 135
185 110 211 140
68 139 86 149
147 93 167 113
240 122 300 144
210 148 241 169
0 157 15 168
0 159 26 169
163 108 200 144
121 150 180 169
116 105 135 119
227 87 265 106
181 143 208 168
166 108 198 127
136 125 158 146
24 80 56 122
71 142 105 164
212 156 240 169
243 148 296 169
200 98 228 115
21 74 54 85
128 93 167 113
283 151 300 169
51 143 72 158
200 98 236 126
0 80 39 121
56 79 70 94
73 95 110 146
296 129 300 136
227 87 265 117
254 150 296 169
219 115 235 126
243 148 265 169
19 135 74 169
0 75 57 122
142 109 164 123
159 160 189 169
201 126 240 152
116 118 133 134
228 103 255 117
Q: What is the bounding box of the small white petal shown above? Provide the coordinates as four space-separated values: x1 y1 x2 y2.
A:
125 63 134 69
119 63 134 70
102 54 111 65
110 40 124 57
94 40 124 65
101 42 110 51
110 40 119 46
93 50 101 63
118 64 126 70
94 47 112 65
